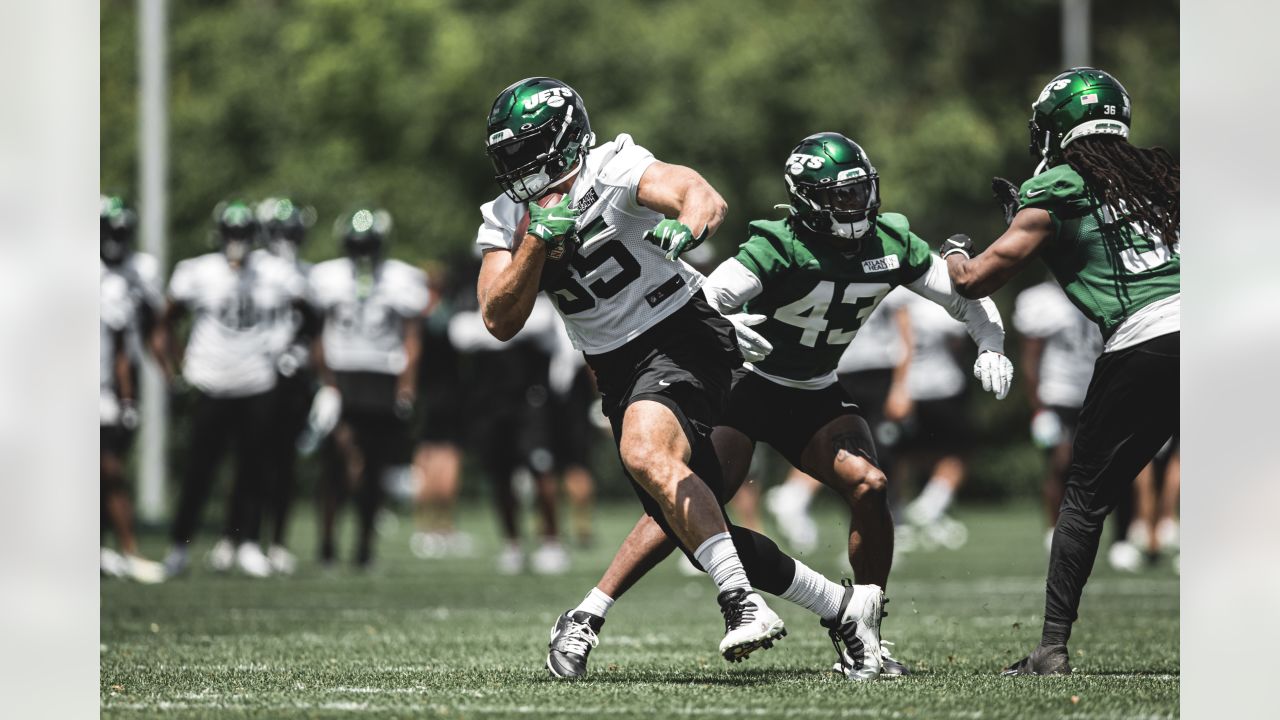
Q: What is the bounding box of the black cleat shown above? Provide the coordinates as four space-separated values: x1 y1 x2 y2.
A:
1001 644 1072 676
879 640 912 676
547 610 604 679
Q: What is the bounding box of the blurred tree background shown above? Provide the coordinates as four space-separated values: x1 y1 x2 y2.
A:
101 0 1178 500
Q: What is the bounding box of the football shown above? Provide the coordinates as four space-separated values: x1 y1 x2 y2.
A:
521 192 577 291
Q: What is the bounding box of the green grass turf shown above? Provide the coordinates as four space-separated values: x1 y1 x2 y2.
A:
101 500 1178 718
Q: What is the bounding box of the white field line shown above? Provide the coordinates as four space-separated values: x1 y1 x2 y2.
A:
102 698 1174 719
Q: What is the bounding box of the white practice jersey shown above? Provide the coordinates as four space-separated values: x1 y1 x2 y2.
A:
169 251 307 397
900 290 967 401
1014 280 1103 409
101 263 141 425
265 256 313 356
310 257 428 375
836 294 908 375
476 133 705 354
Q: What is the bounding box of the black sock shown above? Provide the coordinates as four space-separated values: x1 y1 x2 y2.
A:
1041 620 1071 647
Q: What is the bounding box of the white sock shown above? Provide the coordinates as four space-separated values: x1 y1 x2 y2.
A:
912 478 955 523
693 532 751 594
780 560 846 621
573 587 615 619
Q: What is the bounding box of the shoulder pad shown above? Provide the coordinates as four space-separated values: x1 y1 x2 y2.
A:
1019 165 1091 213
875 212 911 242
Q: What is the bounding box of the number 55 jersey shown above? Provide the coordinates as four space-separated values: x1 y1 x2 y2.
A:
475 133 704 354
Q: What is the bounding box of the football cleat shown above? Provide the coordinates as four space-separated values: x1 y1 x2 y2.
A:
765 485 818 554
879 640 911 676
163 546 190 578
546 610 604 679
207 537 235 573
497 543 525 575
101 547 128 579
717 588 786 662
531 540 570 576
1001 644 1072 676
235 543 273 578
125 554 167 585
267 545 298 576
822 580 884 681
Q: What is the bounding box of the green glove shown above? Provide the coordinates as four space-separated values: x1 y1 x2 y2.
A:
644 219 705 261
527 196 579 245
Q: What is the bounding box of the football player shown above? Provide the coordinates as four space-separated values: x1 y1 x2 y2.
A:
310 208 428 568
154 200 309 578
546 132 1013 680
894 290 974 551
409 259 471 559
765 293 913 555
255 197 318 575
941 68 1179 675
1013 276 1104 551
478 78 864 672
100 196 165 584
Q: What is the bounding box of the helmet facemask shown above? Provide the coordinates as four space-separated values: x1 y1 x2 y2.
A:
488 105 590 202
788 172 881 241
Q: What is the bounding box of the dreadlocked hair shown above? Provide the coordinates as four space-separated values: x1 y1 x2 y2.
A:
1062 135 1180 247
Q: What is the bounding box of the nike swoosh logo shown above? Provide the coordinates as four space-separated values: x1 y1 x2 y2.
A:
659 380 672 387
841 402 857 408
1025 188 1046 197
545 214 576 222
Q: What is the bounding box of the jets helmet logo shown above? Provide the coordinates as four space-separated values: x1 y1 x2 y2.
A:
786 153 825 175
523 88 574 110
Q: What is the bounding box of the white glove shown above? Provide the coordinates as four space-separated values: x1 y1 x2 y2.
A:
727 313 773 363
297 385 342 454
973 351 1013 400
1030 408 1063 449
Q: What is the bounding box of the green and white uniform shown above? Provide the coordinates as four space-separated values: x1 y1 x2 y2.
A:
705 214 1006 388
1019 164 1179 352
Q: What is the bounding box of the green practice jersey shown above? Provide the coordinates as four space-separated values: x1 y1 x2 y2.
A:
733 214 932 383
1019 165 1180 340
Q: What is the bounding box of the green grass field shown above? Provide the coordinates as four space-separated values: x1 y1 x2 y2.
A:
101 500 1178 718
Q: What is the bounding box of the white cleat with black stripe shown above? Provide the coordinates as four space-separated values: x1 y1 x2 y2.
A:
717 588 786 662
822 580 884 681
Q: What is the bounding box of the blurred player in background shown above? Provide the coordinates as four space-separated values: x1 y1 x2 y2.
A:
894 291 973 551
943 68 1179 675
409 259 472 559
254 197 318 575
548 324 599 548
545 132 1012 681
450 272 568 576
154 200 309 578
100 196 165 584
310 208 427 569
1013 277 1103 552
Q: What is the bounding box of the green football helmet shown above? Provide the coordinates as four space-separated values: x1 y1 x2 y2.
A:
1029 67 1131 170
212 199 258 263
100 195 136 265
783 132 880 240
485 77 594 202
337 207 393 260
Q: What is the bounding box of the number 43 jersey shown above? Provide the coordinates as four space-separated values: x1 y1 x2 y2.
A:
475 133 705 354
706 214 1004 389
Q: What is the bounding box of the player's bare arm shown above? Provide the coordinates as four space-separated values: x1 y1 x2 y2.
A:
149 300 185 383
637 161 728 259
944 208 1054 298
477 238 547 341
398 317 422 405
883 307 914 422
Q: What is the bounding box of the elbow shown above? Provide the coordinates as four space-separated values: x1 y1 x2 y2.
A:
953 278 983 299
483 313 517 342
